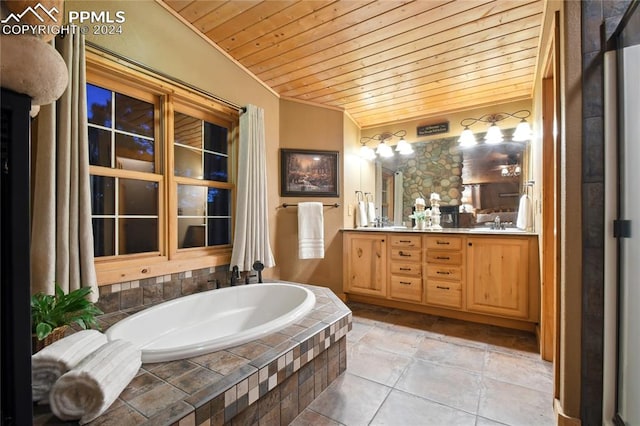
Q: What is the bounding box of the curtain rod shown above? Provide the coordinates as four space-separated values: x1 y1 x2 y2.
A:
86 41 244 112
281 203 340 208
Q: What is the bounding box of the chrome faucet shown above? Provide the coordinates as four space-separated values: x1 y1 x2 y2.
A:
491 216 505 230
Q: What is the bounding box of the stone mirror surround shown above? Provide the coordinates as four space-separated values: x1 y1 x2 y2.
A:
376 131 526 224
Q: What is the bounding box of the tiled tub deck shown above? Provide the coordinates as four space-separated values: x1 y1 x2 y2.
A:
33 283 352 425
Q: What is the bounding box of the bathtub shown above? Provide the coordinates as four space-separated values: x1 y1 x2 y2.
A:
105 283 316 363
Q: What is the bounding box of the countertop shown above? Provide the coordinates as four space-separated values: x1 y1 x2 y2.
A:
341 226 537 236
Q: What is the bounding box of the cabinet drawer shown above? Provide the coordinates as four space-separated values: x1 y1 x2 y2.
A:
390 235 421 248
390 262 422 276
425 265 462 281
425 236 462 250
425 251 462 265
390 276 422 302
426 280 462 308
391 248 421 262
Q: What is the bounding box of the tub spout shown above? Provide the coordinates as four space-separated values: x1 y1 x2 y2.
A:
252 261 264 283
230 266 240 286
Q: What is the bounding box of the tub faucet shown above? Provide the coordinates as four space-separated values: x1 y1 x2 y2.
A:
230 266 240 286
252 261 264 283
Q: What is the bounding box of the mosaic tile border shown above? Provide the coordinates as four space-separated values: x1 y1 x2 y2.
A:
34 283 352 426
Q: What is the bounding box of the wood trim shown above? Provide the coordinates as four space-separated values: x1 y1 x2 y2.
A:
96 251 232 285
346 293 537 332
86 49 239 284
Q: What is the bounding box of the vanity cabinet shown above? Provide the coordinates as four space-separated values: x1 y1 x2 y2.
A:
343 233 387 297
342 230 540 330
389 235 422 302
466 237 530 319
424 235 464 309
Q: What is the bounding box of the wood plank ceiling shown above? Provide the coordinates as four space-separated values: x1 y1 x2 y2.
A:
160 0 544 128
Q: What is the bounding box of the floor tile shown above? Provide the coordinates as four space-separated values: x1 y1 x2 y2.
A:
294 304 554 426
430 317 490 349
396 359 482 414
483 350 553 393
370 389 476 426
346 320 374 344
414 337 486 373
358 324 424 356
308 372 391 426
289 408 343 426
478 377 555 426
347 342 412 386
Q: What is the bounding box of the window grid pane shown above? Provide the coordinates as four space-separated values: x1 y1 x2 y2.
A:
177 185 231 248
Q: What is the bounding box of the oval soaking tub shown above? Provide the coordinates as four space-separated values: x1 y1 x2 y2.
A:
106 283 316 363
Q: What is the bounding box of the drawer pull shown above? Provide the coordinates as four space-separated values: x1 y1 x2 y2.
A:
399 267 412 271
436 241 450 245
400 281 412 285
398 251 412 257
399 240 412 243
436 271 451 275
436 285 450 290
435 256 450 260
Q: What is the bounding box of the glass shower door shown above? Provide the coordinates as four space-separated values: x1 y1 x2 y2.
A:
616 4 640 423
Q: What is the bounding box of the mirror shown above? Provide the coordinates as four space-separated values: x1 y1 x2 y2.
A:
375 132 525 227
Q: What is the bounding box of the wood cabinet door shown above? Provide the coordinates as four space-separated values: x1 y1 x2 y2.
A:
344 233 387 297
466 237 529 319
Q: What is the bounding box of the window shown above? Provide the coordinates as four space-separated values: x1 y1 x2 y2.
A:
173 108 233 249
86 54 237 282
87 84 161 257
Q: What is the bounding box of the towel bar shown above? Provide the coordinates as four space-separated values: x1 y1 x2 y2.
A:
282 203 340 208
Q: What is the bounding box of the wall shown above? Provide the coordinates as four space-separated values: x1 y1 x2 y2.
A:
343 114 370 228
277 99 345 295
360 99 533 146
68 0 282 281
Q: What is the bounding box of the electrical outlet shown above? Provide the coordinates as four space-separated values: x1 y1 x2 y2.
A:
348 204 353 216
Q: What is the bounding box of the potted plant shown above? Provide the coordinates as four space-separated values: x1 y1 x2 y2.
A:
31 284 103 352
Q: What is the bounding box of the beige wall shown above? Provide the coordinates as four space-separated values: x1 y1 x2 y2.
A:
277 99 345 294
361 99 533 147
69 0 282 278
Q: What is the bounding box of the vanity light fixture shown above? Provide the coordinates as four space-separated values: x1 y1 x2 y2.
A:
458 110 532 146
360 130 411 159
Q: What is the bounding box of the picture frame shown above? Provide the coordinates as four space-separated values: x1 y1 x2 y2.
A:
280 149 339 197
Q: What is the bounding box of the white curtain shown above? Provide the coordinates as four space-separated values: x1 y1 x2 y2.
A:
31 33 98 302
230 105 275 271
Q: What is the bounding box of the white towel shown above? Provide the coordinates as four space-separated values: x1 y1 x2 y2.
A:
49 339 142 424
298 202 325 259
516 194 532 230
356 201 368 228
367 201 376 225
32 330 108 402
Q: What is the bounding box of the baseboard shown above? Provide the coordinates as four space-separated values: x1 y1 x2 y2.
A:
554 398 582 425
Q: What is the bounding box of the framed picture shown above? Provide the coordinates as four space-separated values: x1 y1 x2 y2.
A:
280 149 339 197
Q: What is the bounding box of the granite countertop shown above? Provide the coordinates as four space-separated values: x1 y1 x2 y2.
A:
341 227 537 236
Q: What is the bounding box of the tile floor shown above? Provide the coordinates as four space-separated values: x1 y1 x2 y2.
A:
291 303 554 426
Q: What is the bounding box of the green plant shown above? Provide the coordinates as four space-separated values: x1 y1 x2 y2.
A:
31 284 103 341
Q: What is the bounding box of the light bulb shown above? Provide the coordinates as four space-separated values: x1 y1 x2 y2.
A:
376 141 394 157
395 138 413 155
513 119 533 142
458 127 477 147
485 123 504 144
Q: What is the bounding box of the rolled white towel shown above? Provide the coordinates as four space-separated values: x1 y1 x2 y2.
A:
367 201 376 225
32 329 107 402
49 339 142 424
516 194 531 230
356 201 368 227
